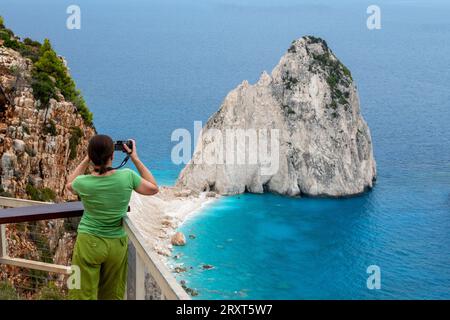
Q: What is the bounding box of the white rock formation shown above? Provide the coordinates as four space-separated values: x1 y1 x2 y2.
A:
177 36 376 197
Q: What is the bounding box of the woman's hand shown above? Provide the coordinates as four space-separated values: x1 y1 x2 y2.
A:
82 155 90 164
123 139 138 161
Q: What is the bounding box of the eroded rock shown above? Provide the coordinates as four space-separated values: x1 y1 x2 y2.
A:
171 232 186 246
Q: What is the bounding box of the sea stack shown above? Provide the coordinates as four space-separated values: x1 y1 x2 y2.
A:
177 36 376 197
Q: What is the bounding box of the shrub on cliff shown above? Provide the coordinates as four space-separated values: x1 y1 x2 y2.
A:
23 37 41 48
0 17 41 62
32 72 56 107
32 39 93 124
34 40 74 97
0 16 93 125
71 93 93 124
69 126 83 160
0 185 13 197
3 38 21 50
38 282 67 300
26 184 56 202
0 17 14 42
43 119 57 136
0 281 19 300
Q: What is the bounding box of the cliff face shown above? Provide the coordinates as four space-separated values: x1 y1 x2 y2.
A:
0 45 95 201
0 20 95 298
177 36 376 197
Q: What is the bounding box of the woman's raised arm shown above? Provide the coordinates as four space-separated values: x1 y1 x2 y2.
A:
66 155 90 193
124 140 159 195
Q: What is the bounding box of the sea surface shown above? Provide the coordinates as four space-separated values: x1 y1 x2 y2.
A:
1 0 449 299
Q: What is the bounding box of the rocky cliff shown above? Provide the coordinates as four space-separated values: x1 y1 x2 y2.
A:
0 22 95 201
177 36 376 197
0 18 95 298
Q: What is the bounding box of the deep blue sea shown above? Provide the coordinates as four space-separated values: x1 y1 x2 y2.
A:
1 0 449 299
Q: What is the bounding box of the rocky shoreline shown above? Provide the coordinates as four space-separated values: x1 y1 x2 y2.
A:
128 186 218 260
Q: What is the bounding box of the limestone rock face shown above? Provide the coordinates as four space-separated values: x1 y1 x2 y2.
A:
0 46 95 200
177 36 376 197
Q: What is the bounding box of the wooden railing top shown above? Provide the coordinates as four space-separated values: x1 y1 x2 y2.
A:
0 197 131 224
0 200 84 224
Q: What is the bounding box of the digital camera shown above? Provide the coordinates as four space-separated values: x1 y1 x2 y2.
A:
113 140 133 153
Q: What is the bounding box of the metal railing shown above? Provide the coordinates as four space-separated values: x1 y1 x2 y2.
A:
0 196 190 300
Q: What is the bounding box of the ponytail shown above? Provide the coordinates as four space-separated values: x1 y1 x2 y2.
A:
96 162 108 174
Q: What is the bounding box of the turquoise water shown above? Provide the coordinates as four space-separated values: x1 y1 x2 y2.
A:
1 0 450 299
175 190 450 299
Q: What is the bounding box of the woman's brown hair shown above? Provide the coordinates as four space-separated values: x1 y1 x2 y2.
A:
88 135 114 174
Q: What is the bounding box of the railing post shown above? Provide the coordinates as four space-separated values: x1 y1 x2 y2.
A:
0 224 7 258
136 254 146 300
126 241 136 300
123 217 190 300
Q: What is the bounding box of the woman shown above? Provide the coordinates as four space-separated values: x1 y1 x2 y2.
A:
66 134 158 300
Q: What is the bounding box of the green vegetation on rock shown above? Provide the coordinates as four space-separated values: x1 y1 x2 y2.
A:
0 185 12 197
0 16 93 125
1 16 41 62
32 39 93 124
305 36 329 49
26 184 56 202
38 282 67 300
43 119 57 136
282 104 296 115
0 281 19 300
69 126 83 160
282 72 299 90
310 49 353 114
